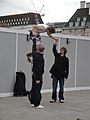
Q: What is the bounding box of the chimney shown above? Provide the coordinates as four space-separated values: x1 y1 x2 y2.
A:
80 1 86 8
86 2 90 15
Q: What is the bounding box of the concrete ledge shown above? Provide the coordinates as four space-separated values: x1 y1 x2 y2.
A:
0 86 90 97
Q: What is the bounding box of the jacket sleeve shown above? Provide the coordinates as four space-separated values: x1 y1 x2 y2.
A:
33 54 44 80
35 60 44 80
65 58 69 79
32 38 36 56
53 44 58 57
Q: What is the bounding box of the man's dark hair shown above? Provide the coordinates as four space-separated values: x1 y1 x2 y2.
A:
60 47 67 55
47 27 55 34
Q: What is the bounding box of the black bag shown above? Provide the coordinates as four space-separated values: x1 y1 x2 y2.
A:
13 71 27 96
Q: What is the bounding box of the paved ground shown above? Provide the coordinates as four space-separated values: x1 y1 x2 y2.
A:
0 90 90 120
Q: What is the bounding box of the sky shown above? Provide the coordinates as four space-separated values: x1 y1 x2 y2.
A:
0 0 90 23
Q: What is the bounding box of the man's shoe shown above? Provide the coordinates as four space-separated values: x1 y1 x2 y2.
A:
50 99 56 103
30 104 34 107
35 105 44 109
59 99 64 103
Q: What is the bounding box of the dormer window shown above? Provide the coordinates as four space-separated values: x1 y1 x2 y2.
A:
83 17 87 21
81 21 86 26
69 22 74 27
75 22 79 26
77 17 80 22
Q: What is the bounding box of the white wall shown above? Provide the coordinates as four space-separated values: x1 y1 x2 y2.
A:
0 28 90 97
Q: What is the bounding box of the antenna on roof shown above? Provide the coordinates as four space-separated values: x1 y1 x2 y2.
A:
39 5 44 13
39 5 45 17
31 0 37 12
30 0 45 16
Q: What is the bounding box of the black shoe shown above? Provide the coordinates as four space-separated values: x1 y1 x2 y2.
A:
59 99 64 103
50 99 56 103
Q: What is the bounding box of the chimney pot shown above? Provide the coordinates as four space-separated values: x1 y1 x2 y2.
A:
80 1 86 8
86 2 90 15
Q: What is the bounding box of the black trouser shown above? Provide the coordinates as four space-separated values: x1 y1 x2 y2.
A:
52 75 64 101
30 73 42 107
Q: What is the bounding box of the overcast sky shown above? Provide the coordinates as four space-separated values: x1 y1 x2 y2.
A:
0 0 90 23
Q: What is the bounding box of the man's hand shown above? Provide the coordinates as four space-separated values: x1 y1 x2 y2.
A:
55 38 59 41
36 80 40 84
54 37 59 44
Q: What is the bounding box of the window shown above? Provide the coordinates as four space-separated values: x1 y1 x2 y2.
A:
69 22 74 27
26 21 28 24
83 17 87 21
19 18 21 21
35 14 38 18
75 22 79 26
36 21 40 24
81 21 86 26
77 17 80 22
35 18 39 22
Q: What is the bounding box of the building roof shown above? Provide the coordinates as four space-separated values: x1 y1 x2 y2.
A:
0 12 43 27
64 8 90 27
47 22 66 28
